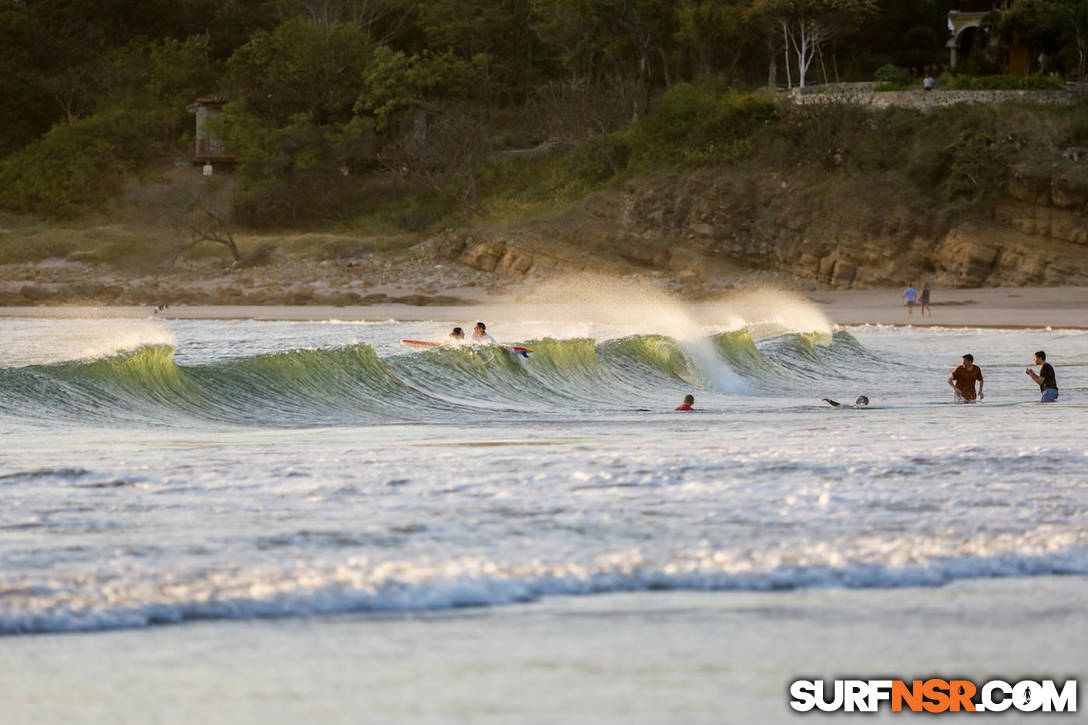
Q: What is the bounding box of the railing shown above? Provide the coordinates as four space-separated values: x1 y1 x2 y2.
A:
194 139 231 157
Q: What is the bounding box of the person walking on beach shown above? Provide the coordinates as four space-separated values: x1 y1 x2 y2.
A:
675 394 695 411
904 283 918 317
919 283 931 317
1025 350 1059 402
948 354 984 402
470 322 497 346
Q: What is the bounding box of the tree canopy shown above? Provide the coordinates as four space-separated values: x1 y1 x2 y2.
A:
0 0 1082 223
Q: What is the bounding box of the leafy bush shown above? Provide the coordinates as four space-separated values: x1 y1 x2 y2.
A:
376 193 455 233
942 74 1065 90
0 109 158 217
636 84 778 164
873 64 913 90
562 133 631 184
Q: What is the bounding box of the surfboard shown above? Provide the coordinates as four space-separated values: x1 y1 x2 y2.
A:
400 340 533 358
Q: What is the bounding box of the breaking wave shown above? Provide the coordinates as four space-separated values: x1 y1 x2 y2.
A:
0 330 873 427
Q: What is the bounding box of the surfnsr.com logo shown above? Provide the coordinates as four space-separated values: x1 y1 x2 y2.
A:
789 679 1077 713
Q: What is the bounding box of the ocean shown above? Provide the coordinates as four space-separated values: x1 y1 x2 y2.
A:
2 296 1086 723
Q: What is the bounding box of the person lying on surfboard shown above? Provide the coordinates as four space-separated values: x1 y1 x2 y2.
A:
675 394 695 411
446 327 465 345
823 396 869 408
470 322 497 346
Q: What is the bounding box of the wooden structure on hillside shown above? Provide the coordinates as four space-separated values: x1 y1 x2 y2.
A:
186 94 235 165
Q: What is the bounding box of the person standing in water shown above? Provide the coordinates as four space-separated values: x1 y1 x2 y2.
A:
675 394 695 411
903 283 918 318
470 322 497 346
1025 350 1059 402
948 354 984 402
919 283 931 318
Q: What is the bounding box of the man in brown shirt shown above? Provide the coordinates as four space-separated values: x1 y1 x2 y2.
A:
947 353 984 402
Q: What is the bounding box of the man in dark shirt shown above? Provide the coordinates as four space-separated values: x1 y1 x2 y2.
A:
1025 350 1059 402
948 354 984 402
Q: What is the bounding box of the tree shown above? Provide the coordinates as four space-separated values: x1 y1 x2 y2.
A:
750 0 876 88
285 0 421 44
1058 0 1088 81
226 17 373 125
674 0 755 82
533 0 676 119
992 0 1062 75
353 45 472 130
418 0 548 103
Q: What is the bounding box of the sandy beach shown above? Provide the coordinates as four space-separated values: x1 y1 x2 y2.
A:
1 285 1086 328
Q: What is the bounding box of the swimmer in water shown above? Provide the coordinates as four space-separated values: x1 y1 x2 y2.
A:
470 321 497 346
446 327 465 345
675 394 695 411
823 395 870 408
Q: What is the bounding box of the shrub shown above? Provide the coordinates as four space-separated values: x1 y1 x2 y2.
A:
942 74 1065 90
0 109 158 218
562 133 631 184
636 84 778 164
873 64 913 91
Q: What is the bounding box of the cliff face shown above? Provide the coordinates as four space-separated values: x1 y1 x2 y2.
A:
440 164 1088 289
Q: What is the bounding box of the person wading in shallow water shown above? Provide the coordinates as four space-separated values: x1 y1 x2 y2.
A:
948 354 984 403
1025 350 1059 403
675 394 695 411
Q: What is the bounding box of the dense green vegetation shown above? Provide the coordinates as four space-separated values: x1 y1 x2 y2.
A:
1 0 1086 233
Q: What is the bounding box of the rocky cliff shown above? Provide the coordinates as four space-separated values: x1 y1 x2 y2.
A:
439 164 1088 290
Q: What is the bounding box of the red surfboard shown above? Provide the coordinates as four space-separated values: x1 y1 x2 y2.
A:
401 339 532 357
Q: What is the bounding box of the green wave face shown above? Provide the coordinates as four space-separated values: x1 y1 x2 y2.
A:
0 329 881 428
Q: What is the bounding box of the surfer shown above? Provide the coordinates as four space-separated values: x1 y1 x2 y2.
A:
446 327 465 345
470 322 497 346
675 394 695 411
823 396 869 408
948 353 984 402
1025 350 1059 402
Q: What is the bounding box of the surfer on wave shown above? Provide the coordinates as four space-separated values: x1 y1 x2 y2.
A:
470 322 497 346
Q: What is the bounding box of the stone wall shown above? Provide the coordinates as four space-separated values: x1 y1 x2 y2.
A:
791 87 1077 111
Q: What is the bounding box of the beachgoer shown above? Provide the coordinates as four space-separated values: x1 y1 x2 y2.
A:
446 327 465 345
919 283 931 317
904 284 918 317
948 354 984 402
470 322 497 346
923 74 934 91
1025 350 1059 403
675 394 695 411
823 395 870 408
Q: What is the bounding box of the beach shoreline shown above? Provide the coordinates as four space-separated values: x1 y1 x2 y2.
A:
4 577 1085 724
1 285 1086 329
